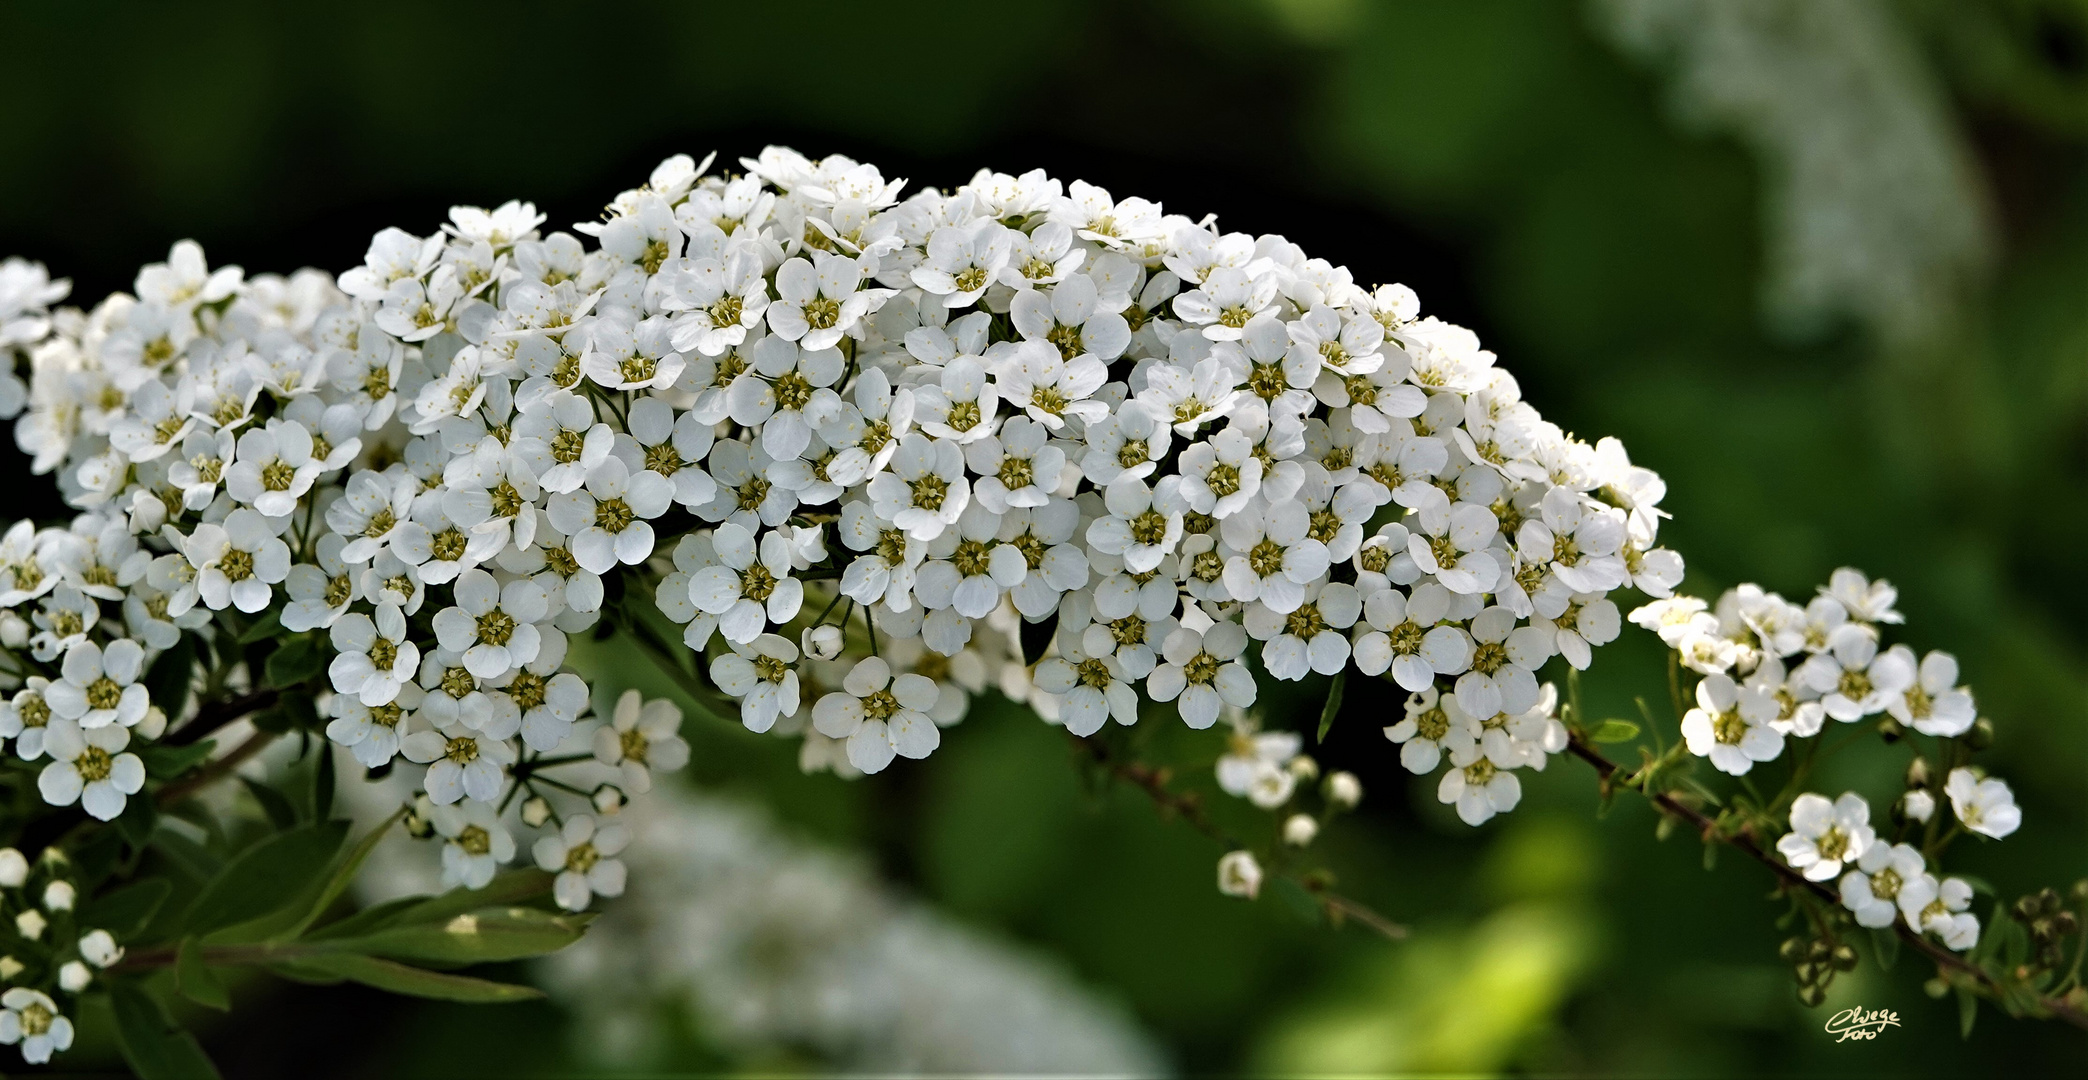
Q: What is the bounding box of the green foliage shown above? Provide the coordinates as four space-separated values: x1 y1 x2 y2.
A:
111 981 222 1080
1587 719 1641 744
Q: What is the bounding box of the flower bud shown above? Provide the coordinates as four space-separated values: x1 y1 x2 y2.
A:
1808 940 1832 962
593 784 626 815
2072 879 2088 905
1904 757 1931 789
403 796 435 839
1965 717 1995 750
15 909 46 941
0 847 27 888
1324 771 1362 810
1778 937 1807 964
78 929 123 968
1831 944 1858 971
1875 716 1904 743
520 796 552 828
135 705 168 741
802 624 844 661
1282 814 1319 847
58 960 91 993
1899 789 1935 824
1287 756 1320 781
0 612 26 649
1798 983 1827 1008
42 880 75 912
1793 961 1818 985
1217 850 1263 900
0 956 19 980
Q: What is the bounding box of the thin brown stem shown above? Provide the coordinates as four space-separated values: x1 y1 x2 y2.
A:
1070 733 1407 941
165 688 279 747
1566 735 2088 1030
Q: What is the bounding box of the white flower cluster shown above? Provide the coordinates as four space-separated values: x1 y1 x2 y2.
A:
1631 570 2018 954
0 846 122 1063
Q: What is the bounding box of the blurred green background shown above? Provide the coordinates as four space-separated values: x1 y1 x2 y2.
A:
2 0 2083 1075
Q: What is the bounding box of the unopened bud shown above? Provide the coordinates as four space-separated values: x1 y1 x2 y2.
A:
2071 879 2088 904
1282 814 1319 847
1809 940 1832 961
1324 771 1362 810
1217 850 1263 900
1798 983 1827 1008
135 705 168 741
0 956 19 980
1965 717 1995 750
58 960 91 993
1832 944 1858 971
802 624 844 661
1287 756 1319 781
0 613 26 649
1876 716 1904 743
1899 789 1935 824
403 797 435 839
1778 937 1808 964
592 784 626 815
0 848 26 888
1904 757 1931 789
78 929 122 968
520 796 552 828
15 909 46 941
1794 961 1818 985
42 880 75 912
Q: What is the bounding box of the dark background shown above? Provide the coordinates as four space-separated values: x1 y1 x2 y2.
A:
2 1 2083 1075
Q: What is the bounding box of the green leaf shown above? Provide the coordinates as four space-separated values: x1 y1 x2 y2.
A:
175 937 230 1011
1957 984 1978 1038
382 869 557 930
309 743 336 822
236 609 284 644
150 827 224 885
110 981 223 1080
81 878 173 939
137 740 217 780
330 907 591 965
302 895 426 943
115 789 161 848
143 635 197 723
1317 669 1347 743
1871 926 1901 971
252 689 318 735
240 776 299 831
263 635 325 687
1589 719 1641 743
278 953 544 1003
183 821 348 938
285 810 405 939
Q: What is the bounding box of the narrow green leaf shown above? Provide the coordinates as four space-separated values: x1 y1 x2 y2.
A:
384 868 557 930
1871 927 1901 971
81 878 173 939
183 821 348 937
285 953 544 1002
240 777 299 831
1957 985 1978 1038
263 635 325 687
150 827 224 885
1589 719 1641 743
236 610 284 644
286 810 405 939
110 981 223 1080
175 937 230 1011
1317 669 1347 743
143 635 196 723
329 907 591 965
115 790 161 848
137 740 217 780
309 742 336 822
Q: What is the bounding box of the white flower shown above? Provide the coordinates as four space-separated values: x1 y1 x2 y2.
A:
402 719 517 805
326 602 422 706
689 523 804 643
914 504 1027 620
766 252 878 351
432 801 515 890
1174 267 1279 341
37 723 145 821
1352 581 1458 691
1884 647 1976 737
1839 842 1928 928
993 339 1109 431
1033 634 1138 738
1437 741 1521 826
1217 730 1302 808
545 455 673 574
592 690 689 795
912 219 1013 306
1216 849 1264 899
280 535 357 631
1081 399 1170 487
579 314 685 393
533 814 629 912
1899 874 1980 950
1146 621 1256 729
1406 502 1501 596
867 433 969 542
1086 476 1187 576
1822 567 1902 624
1384 686 1474 774
1943 767 2020 839
325 694 415 769
664 248 769 357
1283 815 1319 846
0 988 74 1065
912 356 1001 444
1244 580 1363 681
432 569 549 679
964 415 1064 514
1776 792 1876 881
1680 672 1786 775
1450 607 1551 719
45 639 149 730
513 390 614 495
185 508 292 612
813 656 942 774
618 396 717 508
728 335 845 460
1011 271 1130 362
1798 624 1913 721
709 633 801 733
78 929 123 968
0 679 56 760
1177 428 1263 518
